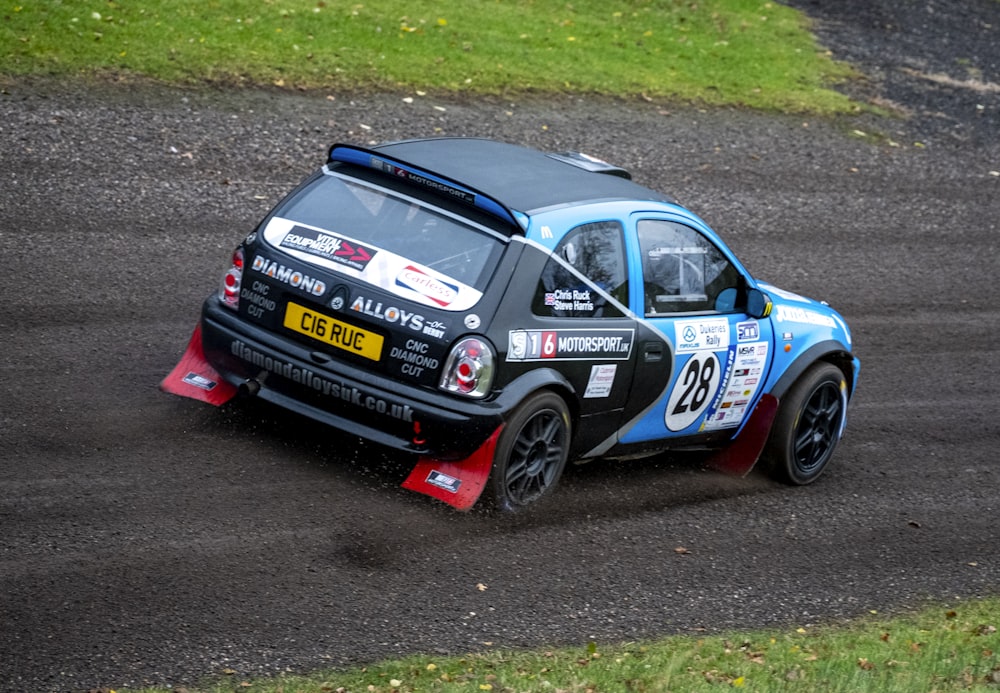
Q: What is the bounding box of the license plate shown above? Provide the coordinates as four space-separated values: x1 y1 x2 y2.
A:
284 302 384 361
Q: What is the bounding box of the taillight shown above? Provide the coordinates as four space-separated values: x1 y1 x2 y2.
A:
219 247 244 310
439 336 494 399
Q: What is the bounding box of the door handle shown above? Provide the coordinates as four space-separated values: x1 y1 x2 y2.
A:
643 342 663 362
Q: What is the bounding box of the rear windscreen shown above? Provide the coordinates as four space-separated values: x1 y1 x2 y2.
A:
273 171 506 291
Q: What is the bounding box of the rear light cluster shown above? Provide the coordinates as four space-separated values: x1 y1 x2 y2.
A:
439 336 494 399
219 247 244 311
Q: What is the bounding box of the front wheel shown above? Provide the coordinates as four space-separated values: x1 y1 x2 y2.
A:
762 362 847 485
486 391 571 512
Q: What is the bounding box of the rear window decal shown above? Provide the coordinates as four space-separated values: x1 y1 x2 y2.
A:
279 225 376 271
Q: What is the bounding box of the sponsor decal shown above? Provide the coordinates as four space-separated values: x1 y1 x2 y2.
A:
423 320 447 339
675 318 730 353
544 288 595 313
350 295 428 333
395 265 459 307
507 329 634 361
702 341 770 432
388 338 440 378
251 254 327 297
584 364 618 398
369 157 477 204
230 340 414 422
761 284 808 302
736 320 759 342
425 470 461 494
775 305 836 328
240 280 278 319
182 372 218 391
279 225 376 271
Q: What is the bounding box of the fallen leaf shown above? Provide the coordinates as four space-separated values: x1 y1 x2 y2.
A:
858 658 874 670
674 546 690 555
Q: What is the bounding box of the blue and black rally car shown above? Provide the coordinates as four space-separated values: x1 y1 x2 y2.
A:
163 137 859 511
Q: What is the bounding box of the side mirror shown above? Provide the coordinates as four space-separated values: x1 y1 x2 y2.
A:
746 288 772 319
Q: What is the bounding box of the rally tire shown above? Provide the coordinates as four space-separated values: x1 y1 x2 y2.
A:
762 362 847 485
486 391 571 512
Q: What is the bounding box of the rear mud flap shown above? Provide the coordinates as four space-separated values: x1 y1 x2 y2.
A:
402 425 503 511
160 324 238 406
705 393 778 477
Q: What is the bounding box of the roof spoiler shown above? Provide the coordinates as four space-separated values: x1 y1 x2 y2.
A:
546 151 632 179
327 143 526 232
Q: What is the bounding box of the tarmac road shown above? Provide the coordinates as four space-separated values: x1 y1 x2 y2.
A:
1 1 999 690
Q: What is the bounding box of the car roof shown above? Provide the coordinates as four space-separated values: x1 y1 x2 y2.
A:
371 137 675 216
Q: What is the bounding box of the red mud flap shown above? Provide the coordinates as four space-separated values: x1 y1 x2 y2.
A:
401 425 503 511
705 393 778 477
159 324 238 406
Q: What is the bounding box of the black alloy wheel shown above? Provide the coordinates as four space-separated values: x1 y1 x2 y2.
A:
488 391 570 512
763 362 847 485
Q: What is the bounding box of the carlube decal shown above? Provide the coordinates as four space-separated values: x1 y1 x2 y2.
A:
395 265 459 307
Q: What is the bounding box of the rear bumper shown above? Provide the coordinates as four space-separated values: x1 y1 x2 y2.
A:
199 299 505 459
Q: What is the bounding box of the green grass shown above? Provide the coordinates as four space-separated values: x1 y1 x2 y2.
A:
128 598 999 692
0 0 857 113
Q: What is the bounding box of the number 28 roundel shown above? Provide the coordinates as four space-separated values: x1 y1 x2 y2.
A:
664 352 722 431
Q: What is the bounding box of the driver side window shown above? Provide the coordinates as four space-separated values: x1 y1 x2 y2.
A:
637 219 739 316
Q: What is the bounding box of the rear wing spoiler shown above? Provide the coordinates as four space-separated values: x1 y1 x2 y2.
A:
327 143 527 232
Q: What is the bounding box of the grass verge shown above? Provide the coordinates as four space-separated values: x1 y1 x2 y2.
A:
1 0 857 113
130 597 999 692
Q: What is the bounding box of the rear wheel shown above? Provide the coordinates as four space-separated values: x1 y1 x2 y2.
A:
762 362 847 485
487 391 570 512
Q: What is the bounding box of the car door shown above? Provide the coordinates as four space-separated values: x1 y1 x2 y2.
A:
618 214 775 445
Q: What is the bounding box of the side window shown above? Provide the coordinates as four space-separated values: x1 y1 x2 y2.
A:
532 221 628 318
637 219 740 316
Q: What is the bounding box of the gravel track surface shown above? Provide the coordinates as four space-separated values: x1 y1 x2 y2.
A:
1 2 999 690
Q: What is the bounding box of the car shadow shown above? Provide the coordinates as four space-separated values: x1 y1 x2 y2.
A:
204 396 779 527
